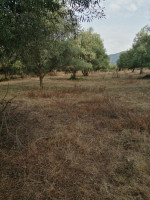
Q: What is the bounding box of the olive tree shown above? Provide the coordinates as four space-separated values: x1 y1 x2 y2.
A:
117 27 150 74
59 39 92 79
76 28 109 76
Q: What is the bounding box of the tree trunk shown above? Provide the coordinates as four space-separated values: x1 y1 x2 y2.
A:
82 69 89 76
4 71 9 80
132 68 135 73
39 75 44 88
4 71 7 80
71 71 76 80
140 67 143 74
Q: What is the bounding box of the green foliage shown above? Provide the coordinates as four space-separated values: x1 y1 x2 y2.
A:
18 5 78 87
117 27 150 73
59 39 91 79
0 0 104 55
0 0 105 84
75 28 110 75
57 28 110 78
117 51 129 70
108 64 118 71
132 28 150 70
12 60 24 75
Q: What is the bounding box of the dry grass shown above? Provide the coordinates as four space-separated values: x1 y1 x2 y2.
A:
0 71 150 200
27 86 106 99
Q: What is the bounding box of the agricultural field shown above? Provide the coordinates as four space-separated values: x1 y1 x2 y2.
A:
0 71 150 200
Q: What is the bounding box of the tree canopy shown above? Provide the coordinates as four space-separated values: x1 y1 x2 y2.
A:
0 0 107 86
76 28 109 75
117 27 150 73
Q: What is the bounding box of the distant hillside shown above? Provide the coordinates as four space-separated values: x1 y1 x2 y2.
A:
108 52 125 65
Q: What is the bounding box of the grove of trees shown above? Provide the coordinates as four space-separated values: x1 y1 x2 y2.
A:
0 0 110 87
117 27 150 74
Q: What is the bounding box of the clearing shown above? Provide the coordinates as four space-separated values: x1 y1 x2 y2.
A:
0 71 150 200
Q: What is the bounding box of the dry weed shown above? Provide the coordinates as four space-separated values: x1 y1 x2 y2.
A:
27 86 106 99
0 75 150 200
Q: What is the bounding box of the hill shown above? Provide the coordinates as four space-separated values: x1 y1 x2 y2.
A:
109 52 124 64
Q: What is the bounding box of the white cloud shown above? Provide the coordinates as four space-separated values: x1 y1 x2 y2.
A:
108 4 120 12
127 3 137 12
107 0 145 13
98 26 134 54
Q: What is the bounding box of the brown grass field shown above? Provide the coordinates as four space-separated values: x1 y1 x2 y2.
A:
0 70 150 200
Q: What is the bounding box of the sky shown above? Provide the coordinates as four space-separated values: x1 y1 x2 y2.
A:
81 0 150 54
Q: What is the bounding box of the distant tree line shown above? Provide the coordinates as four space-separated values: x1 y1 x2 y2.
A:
117 27 150 74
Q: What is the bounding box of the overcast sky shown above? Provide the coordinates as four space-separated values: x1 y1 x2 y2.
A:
81 0 150 54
